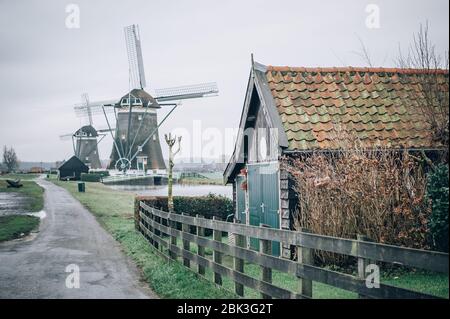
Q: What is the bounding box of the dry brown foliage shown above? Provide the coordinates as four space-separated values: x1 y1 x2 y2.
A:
282 139 431 265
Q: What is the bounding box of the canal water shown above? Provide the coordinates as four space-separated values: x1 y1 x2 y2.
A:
106 184 233 198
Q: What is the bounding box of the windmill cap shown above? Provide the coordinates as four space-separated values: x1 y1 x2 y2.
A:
75 125 98 137
118 89 161 108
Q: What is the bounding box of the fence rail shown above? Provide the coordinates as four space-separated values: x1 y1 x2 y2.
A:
137 201 448 299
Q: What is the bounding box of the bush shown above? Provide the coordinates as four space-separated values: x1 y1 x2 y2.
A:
137 194 233 236
81 173 103 182
283 146 431 266
93 170 110 177
427 164 449 252
141 194 233 220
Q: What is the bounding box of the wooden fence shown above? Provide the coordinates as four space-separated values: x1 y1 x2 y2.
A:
136 200 449 299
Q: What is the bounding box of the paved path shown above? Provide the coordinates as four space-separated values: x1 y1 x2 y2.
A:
0 179 156 299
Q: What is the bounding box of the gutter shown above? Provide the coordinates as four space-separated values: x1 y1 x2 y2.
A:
282 148 447 154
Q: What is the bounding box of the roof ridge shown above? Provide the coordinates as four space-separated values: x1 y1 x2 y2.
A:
266 65 449 74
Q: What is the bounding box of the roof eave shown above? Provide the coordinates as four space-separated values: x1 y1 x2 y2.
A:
282 147 448 154
223 61 290 183
223 70 256 184
253 65 289 148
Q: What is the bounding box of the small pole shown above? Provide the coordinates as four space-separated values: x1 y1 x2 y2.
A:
260 224 272 299
213 216 222 285
165 133 181 213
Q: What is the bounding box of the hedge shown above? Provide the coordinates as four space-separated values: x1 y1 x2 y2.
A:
135 194 233 236
427 164 449 252
93 170 110 177
80 173 103 182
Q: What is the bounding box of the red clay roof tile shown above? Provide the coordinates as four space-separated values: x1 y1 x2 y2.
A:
264 65 448 150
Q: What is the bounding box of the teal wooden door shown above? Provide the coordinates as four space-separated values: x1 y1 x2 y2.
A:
247 163 280 256
236 175 246 223
262 168 280 256
248 165 262 250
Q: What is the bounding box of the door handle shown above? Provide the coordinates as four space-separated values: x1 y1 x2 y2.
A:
260 202 265 213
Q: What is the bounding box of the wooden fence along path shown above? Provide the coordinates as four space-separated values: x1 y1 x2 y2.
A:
136 200 449 299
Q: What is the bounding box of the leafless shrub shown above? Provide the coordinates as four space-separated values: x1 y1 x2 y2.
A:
282 135 430 266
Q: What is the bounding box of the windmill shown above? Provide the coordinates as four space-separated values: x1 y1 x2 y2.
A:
60 93 110 169
74 24 219 174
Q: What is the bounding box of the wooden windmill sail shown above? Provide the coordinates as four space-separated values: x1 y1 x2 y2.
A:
74 24 219 173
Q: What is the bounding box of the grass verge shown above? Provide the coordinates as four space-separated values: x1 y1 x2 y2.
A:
0 215 40 242
48 179 449 299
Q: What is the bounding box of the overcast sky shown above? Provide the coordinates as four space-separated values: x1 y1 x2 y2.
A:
0 0 448 163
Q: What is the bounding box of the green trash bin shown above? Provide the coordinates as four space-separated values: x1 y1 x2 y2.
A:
78 182 85 193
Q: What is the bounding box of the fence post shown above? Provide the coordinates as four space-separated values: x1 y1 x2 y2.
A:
150 208 158 249
154 209 161 250
134 197 141 231
182 213 190 268
234 233 246 297
297 228 313 299
196 214 206 275
141 205 148 240
259 224 272 299
357 234 373 299
213 216 222 285
168 212 177 260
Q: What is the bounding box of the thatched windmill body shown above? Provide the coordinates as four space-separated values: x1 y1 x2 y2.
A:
73 125 102 169
109 89 166 172
60 94 107 169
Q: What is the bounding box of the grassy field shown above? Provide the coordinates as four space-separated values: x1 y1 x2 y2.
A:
0 215 40 242
50 179 449 299
0 173 41 181
383 270 449 298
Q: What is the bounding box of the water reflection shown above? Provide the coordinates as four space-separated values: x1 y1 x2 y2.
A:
106 184 232 198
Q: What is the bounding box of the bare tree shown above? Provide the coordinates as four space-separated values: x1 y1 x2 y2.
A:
397 22 449 151
353 34 374 67
2 146 19 173
165 133 182 212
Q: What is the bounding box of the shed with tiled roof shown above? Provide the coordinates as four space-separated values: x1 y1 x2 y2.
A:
266 66 448 151
224 60 448 259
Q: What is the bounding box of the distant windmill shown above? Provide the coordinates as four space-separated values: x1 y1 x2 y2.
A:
60 93 111 169
74 24 219 173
